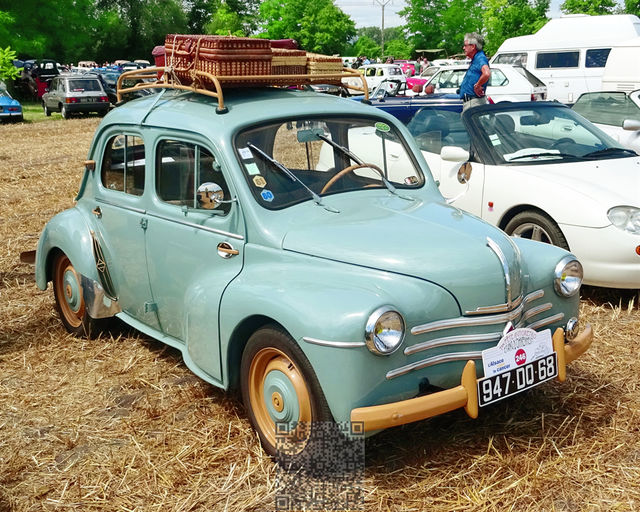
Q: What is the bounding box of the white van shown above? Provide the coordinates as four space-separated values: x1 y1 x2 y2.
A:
491 14 640 104
601 42 640 92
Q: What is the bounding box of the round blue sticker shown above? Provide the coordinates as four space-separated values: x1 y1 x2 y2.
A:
261 189 274 202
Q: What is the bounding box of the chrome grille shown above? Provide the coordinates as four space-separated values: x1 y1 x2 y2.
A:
388 289 562 380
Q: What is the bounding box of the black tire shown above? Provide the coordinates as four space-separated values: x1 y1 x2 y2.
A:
61 105 69 119
504 211 569 250
52 252 104 338
240 325 333 459
43 103 51 117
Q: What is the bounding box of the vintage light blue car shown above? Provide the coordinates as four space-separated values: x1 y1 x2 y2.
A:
32 82 593 458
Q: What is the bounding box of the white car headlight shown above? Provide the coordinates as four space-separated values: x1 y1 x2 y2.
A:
607 206 640 235
554 256 583 297
365 306 405 355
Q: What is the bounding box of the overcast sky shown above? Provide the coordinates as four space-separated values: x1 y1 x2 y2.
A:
335 0 563 29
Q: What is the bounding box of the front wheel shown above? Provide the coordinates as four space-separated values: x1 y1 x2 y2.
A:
505 211 569 250
43 103 51 117
240 325 332 458
52 253 102 337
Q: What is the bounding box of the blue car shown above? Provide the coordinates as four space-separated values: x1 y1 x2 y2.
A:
0 85 23 122
351 79 462 124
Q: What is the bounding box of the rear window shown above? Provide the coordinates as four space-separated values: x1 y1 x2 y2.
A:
493 53 527 67
536 51 579 69
572 91 640 126
66 79 102 92
585 48 611 68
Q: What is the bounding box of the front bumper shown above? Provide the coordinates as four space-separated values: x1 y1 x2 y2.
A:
351 324 593 432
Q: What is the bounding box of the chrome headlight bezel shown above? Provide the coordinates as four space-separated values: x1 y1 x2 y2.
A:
365 306 405 356
554 256 583 297
607 206 640 235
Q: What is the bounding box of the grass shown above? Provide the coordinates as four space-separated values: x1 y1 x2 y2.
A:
0 118 639 511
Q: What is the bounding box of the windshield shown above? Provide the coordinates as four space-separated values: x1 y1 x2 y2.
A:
235 116 425 209
470 105 635 163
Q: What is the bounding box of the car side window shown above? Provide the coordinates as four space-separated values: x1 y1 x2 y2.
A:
488 70 508 87
156 140 231 214
101 135 145 196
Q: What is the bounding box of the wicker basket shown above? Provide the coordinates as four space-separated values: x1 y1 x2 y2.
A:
165 34 272 86
272 48 307 75
306 53 343 83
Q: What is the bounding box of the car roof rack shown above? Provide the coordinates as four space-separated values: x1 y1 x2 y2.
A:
116 66 370 114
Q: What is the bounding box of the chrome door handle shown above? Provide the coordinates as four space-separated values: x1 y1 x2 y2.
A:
217 242 239 259
92 207 102 218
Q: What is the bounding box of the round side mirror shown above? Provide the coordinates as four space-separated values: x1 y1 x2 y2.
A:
457 162 472 184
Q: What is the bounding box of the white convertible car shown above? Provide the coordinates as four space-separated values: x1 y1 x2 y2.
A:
327 101 640 288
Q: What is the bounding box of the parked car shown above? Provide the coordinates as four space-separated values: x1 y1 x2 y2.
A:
420 64 547 103
42 74 110 118
0 84 23 122
351 79 462 123
342 63 407 94
29 81 592 459
392 101 640 288
406 64 448 90
572 90 640 153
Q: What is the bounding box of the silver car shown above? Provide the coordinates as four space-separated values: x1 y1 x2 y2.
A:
42 74 110 119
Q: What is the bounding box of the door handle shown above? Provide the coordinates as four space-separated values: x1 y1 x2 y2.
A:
92 206 102 218
217 242 239 259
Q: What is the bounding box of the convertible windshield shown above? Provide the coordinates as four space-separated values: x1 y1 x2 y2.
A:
235 116 425 209
471 105 632 163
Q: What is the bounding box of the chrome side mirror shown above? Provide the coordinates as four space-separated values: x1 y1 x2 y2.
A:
457 161 472 184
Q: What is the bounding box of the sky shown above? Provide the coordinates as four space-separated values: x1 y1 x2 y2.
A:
335 0 563 29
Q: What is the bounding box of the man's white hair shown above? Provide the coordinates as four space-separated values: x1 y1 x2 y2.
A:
465 32 484 51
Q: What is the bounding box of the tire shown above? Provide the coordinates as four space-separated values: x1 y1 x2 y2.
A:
61 105 69 119
44 103 51 117
505 211 569 250
240 325 333 459
52 253 103 337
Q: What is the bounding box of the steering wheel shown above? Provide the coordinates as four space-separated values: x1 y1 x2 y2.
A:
550 137 575 149
321 163 384 194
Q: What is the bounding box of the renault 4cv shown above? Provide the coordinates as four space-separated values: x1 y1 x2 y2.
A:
30 67 593 458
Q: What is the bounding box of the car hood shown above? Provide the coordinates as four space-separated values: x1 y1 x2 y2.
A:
282 195 524 314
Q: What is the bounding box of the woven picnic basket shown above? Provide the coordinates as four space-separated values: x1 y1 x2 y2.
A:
272 48 307 75
306 53 343 83
164 34 272 86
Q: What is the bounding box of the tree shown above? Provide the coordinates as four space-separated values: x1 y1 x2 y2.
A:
0 45 19 82
482 0 549 56
560 0 617 15
384 39 412 59
205 3 245 36
352 35 381 59
623 0 640 16
258 0 356 55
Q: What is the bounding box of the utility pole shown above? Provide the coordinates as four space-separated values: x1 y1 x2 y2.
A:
373 0 392 56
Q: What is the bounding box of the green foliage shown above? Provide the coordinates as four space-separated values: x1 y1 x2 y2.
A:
482 0 549 55
0 45 19 82
353 35 381 59
560 0 617 15
384 39 412 59
258 0 356 54
205 3 245 36
624 0 640 16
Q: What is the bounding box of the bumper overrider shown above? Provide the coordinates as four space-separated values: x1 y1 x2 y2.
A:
351 325 593 432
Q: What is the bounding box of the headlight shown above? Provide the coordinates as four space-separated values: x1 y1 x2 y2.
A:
607 206 640 235
365 306 405 355
554 256 583 297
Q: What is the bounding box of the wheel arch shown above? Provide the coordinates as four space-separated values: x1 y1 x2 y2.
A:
498 204 570 250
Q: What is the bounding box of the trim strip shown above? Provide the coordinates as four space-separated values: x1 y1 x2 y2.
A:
387 351 483 380
486 236 512 306
145 211 245 240
302 337 366 348
96 198 146 214
465 294 522 316
522 302 553 321
404 332 501 356
526 313 564 331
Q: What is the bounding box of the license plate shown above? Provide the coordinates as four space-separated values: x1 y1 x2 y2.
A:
477 352 558 407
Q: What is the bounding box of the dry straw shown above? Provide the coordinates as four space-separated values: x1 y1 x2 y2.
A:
0 118 638 511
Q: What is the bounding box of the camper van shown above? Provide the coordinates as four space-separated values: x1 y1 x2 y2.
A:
491 14 640 104
601 42 640 92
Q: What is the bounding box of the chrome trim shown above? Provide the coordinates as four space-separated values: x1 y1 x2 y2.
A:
145 211 244 240
404 333 501 356
96 198 146 214
80 274 121 319
565 317 579 341
364 306 405 356
302 337 365 348
387 351 483 380
522 302 552 321
465 294 523 315
486 236 512 306
524 289 544 304
554 256 583 297
526 313 564 331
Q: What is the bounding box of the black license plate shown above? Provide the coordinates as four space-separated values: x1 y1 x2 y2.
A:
478 352 558 407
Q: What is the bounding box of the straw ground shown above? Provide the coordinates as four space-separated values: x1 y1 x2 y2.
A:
0 118 638 511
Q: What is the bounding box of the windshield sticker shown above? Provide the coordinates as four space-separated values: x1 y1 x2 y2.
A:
261 189 274 202
245 162 260 175
238 147 253 160
489 134 501 146
375 122 391 133
253 176 266 188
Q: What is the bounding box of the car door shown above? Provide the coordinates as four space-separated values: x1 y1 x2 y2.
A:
144 137 245 382
93 131 159 328
45 77 58 110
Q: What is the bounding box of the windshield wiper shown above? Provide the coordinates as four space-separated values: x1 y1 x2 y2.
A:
582 147 638 159
246 142 339 213
507 152 581 161
316 133 414 201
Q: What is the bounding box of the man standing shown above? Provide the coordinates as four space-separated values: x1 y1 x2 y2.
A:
459 33 491 111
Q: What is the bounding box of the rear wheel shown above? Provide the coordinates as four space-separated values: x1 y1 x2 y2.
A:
240 325 332 458
61 105 69 119
505 211 569 250
52 253 102 337
43 103 51 116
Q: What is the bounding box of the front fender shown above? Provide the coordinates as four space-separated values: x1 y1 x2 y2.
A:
220 246 461 424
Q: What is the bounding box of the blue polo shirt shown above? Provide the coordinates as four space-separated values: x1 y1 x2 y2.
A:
459 50 489 98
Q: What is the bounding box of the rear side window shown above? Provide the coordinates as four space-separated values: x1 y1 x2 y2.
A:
493 53 527 66
573 91 640 126
101 135 145 196
585 48 611 68
536 51 579 69
488 69 508 87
